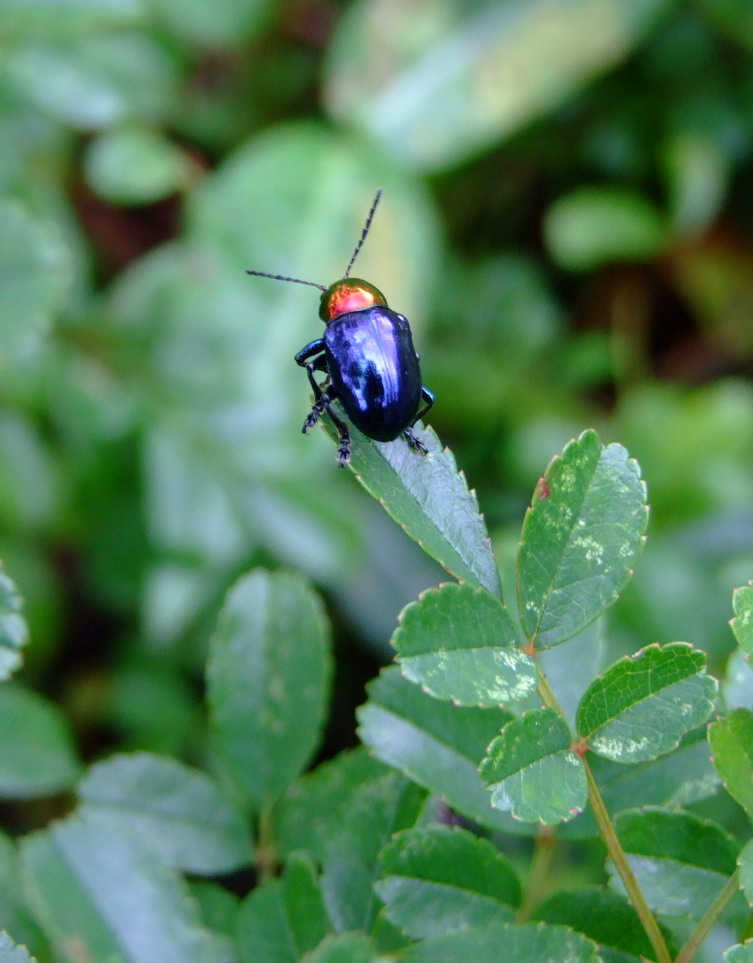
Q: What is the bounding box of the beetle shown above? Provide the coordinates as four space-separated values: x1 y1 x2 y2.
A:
246 190 433 466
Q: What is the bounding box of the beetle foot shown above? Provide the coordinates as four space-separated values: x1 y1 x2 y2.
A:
336 431 351 466
404 428 428 455
302 402 325 433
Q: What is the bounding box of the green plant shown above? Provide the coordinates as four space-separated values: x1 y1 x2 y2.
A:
2 424 752 962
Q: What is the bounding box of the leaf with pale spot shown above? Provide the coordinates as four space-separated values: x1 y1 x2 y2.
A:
731 583 753 655
479 708 587 825
392 582 536 707
517 429 647 648
576 643 717 763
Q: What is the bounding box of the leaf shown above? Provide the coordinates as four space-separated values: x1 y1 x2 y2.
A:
324 0 673 171
533 887 676 960
544 187 667 270
276 748 387 863
738 838 753 905
709 709 753 819
397 921 601 963
0 684 81 799
327 422 501 596
77 752 252 875
21 811 220 963
84 126 190 205
479 708 587 825
577 643 717 763
0 933 35 963
611 808 744 921
321 772 424 933
725 941 753 963
375 825 520 939
305 932 376 963
0 201 69 364
357 666 523 834
0 567 28 682
731 583 753 655
206 570 332 808
517 430 648 648
392 583 535 706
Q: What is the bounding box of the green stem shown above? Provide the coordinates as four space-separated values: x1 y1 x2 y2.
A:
674 872 741 963
518 829 556 922
256 804 278 881
537 673 671 963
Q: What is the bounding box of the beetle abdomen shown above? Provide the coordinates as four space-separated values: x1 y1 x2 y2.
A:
324 306 422 442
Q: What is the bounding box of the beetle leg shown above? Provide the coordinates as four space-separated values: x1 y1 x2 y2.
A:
299 358 352 465
294 338 325 366
413 386 435 424
403 427 428 455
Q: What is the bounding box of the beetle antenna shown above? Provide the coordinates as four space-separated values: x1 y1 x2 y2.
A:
343 189 382 278
245 269 327 292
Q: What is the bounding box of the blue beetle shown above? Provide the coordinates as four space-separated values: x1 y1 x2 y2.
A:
247 190 433 465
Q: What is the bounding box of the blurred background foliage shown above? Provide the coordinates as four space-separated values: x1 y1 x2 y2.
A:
1 0 753 796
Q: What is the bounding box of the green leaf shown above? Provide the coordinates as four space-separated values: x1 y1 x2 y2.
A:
305 932 376 963
0 568 28 681
479 708 587 825
738 838 753 905
611 808 743 920
398 921 600 963
544 187 667 270
321 772 424 933
276 748 387 863
0 933 35 963
662 132 727 236
375 825 520 939
0 684 81 799
577 643 717 763
731 583 753 655
325 0 673 171
77 752 252 875
84 126 190 205
21 811 220 963
207 570 332 808
709 709 753 819
517 430 647 648
533 887 675 960
725 941 753 963
149 0 272 47
392 583 535 706
2 0 145 32
358 666 521 834
328 423 501 596
0 200 69 364
6 33 179 129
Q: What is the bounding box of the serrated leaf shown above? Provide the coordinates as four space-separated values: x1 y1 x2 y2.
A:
0 684 81 799
517 430 647 648
0 933 36 963
376 825 519 939
321 772 424 933
392 583 535 706
398 920 601 963
305 932 376 963
277 748 387 862
611 808 743 920
0 568 28 682
325 0 672 172
325 421 500 596
357 666 523 834
709 709 753 819
21 811 219 963
577 643 717 763
207 570 332 807
731 583 753 654
479 708 586 825
77 753 251 875
533 887 676 960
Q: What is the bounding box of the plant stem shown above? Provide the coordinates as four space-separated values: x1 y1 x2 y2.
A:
518 828 556 922
674 872 741 963
537 673 671 963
